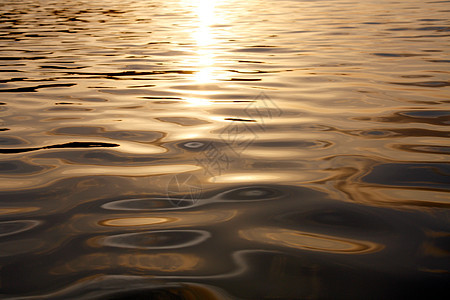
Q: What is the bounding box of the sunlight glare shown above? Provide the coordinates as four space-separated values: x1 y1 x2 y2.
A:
193 0 218 84
185 97 213 106
195 0 217 27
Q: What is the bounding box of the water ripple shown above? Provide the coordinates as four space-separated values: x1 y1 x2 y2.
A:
100 230 211 250
0 141 119 154
0 0 449 298
0 220 41 238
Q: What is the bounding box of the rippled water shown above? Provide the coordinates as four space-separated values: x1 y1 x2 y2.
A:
0 0 449 298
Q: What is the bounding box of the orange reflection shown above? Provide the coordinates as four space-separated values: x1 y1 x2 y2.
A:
367 187 450 207
100 217 174 227
210 172 325 184
51 253 201 275
0 207 39 215
240 227 383 254
0 163 201 191
99 209 238 228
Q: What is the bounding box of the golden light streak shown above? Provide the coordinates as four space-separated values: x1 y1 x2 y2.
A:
193 0 218 84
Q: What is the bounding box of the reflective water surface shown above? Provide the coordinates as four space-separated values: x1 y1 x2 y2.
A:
0 0 449 299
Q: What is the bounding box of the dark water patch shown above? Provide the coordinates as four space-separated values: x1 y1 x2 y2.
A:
149 100 182 104
238 60 264 63
224 118 256 122
179 141 208 151
23 33 51 37
35 149 165 165
128 84 156 88
47 106 92 112
101 230 210 250
400 110 450 118
427 59 450 63
141 96 182 100
0 180 449 298
103 131 163 142
96 284 227 300
0 142 119 154
0 136 28 146
0 69 23 72
8 278 231 300
386 27 413 31
100 89 179 96
346 128 449 138
0 56 47 61
211 100 254 103
419 19 445 21
117 105 144 110
397 33 450 38
347 130 397 138
417 26 450 31
0 83 76 93
228 69 274 74
234 189 450 273
409 99 448 105
252 160 308 170
67 70 194 77
389 81 450 87
0 78 26 83
401 74 433 78
223 78 262 81
0 220 41 238
215 186 285 202
394 144 450 155
220 251 448 299
40 65 86 70
0 78 57 84
171 140 230 153
355 111 450 126
102 198 187 211
66 17 88 22
276 204 391 238
0 160 47 174
51 127 164 142
252 140 332 149
52 127 104 135
372 53 425 57
362 163 450 190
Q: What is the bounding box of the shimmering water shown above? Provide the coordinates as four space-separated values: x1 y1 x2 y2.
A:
0 0 449 298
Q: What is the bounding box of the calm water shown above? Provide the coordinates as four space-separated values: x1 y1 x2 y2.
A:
0 0 449 298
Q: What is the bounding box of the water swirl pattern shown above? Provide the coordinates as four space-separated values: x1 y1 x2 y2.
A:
0 0 449 299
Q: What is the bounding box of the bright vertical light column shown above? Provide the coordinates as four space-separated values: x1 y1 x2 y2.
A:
193 0 217 83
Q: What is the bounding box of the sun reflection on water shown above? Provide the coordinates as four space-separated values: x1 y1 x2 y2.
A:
192 0 218 84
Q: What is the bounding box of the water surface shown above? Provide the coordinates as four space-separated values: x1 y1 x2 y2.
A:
0 0 449 299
